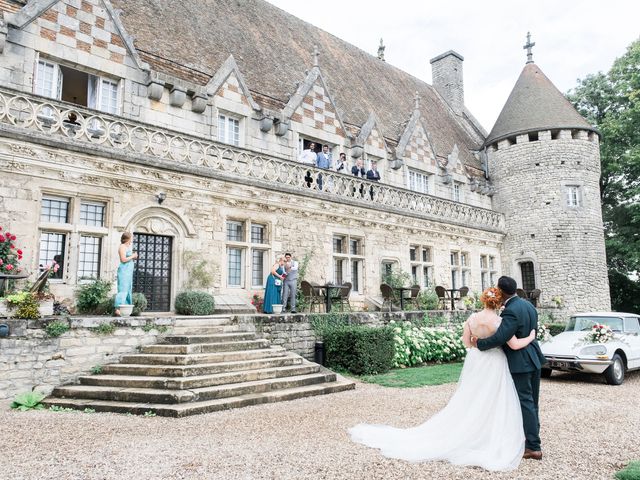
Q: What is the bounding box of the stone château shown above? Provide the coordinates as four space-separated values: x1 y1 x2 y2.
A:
0 0 610 314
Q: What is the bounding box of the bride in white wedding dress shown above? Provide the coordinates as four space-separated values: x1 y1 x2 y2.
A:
349 287 535 472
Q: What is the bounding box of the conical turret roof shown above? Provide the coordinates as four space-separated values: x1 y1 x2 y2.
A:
485 63 596 146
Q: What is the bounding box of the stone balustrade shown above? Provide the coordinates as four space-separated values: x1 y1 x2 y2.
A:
0 87 505 232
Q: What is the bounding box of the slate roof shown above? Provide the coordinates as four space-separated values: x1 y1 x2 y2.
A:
485 63 596 146
109 0 484 169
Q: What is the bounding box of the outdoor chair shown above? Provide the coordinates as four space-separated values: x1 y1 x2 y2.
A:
516 288 527 299
435 285 448 310
458 286 469 298
333 282 352 312
528 288 541 307
409 284 421 309
301 280 324 313
380 283 399 312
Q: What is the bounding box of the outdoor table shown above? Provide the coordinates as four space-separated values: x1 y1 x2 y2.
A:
446 288 460 310
320 284 344 312
394 287 414 310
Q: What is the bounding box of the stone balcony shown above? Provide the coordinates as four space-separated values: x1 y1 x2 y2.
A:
0 87 505 233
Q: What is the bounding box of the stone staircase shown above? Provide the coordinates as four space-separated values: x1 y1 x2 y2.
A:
43 316 355 417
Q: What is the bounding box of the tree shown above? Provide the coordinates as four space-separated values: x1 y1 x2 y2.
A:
567 39 640 313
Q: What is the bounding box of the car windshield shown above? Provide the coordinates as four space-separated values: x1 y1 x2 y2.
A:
565 316 624 332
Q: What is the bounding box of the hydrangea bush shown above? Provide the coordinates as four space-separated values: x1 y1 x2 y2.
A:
389 320 467 367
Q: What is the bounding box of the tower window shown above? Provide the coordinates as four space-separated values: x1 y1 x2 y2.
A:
528 132 538 142
565 185 581 207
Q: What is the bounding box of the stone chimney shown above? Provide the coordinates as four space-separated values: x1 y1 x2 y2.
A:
429 50 464 115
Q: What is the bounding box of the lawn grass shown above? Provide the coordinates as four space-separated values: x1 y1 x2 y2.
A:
360 363 463 388
616 461 640 480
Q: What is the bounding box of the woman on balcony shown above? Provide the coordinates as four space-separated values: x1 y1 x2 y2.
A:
263 255 286 314
114 232 138 316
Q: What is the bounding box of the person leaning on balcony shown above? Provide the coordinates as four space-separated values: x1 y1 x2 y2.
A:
316 144 332 190
336 152 348 173
366 161 381 200
298 142 317 188
351 158 366 197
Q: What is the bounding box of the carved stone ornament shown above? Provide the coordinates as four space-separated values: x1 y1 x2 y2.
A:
350 146 363 158
191 94 207 114
260 117 274 133
134 216 179 236
274 121 289 136
147 81 164 101
169 87 187 108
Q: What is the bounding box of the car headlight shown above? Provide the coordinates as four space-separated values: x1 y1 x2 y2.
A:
580 345 608 356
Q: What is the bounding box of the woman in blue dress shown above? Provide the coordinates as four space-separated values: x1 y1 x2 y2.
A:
114 231 138 316
263 255 285 314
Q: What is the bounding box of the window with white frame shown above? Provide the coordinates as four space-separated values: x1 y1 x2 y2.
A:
34 59 120 114
226 220 269 288
408 169 431 194
39 195 108 282
565 185 581 207
450 250 470 289
480 254 498 290
333 234 364 292
452 182 462 202
410 245 434 287
218 113 240 146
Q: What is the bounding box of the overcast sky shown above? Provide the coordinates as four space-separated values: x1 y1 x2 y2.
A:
266 0 640 131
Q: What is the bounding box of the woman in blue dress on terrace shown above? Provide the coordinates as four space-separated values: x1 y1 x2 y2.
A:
263 255 286 314
114 231 138 316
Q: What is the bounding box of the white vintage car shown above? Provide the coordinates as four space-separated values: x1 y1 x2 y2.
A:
540 312 640 385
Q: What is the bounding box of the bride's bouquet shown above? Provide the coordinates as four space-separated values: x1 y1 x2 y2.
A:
536 324 551 343
584 324 613 344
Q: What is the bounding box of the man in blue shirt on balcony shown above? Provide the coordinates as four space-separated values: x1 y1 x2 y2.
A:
316 144 332 190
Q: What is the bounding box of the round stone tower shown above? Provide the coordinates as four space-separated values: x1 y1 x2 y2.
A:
485 58 611 314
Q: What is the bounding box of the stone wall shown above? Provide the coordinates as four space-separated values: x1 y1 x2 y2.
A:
0 316 173 400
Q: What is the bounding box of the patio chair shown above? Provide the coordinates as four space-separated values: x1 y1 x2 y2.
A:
528 288 541 307
409 284 421 309
333 282 352 312
301 280 324 313
435 285 448 310
380 283 398 312
458 286 469 298
516 288 527 299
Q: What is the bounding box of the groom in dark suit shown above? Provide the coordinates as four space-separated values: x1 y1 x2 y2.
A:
472 276 546 460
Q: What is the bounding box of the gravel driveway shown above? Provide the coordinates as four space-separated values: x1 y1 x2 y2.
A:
1 370 638 480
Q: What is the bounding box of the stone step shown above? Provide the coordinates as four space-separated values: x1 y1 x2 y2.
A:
43 379 356 417
162 333 261 345
171 317 233 327
169 325 253 335
52 372 335 404
142 339 268 355
120 347 288 365
101 355 303 377
79 363 321 390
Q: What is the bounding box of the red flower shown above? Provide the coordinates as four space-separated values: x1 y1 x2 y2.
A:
17 249 23 255
0 235 4 242
18 255 23 260
4 232 10 237
9 244 14 249
6 264 13 271
0 259 3 265
10 234 16 241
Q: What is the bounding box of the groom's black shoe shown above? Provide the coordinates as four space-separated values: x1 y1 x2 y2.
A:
523 449 542 460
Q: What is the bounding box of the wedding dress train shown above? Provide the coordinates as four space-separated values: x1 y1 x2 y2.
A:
349 347 525 471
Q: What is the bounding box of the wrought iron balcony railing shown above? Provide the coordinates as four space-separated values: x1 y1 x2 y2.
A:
0 87 504 232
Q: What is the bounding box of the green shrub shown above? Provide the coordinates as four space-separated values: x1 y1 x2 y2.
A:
381 269 412 288
91 321 116 335
174 290 216 315
76 279 112 314
132 293 147 316
45 320 70 337
324 325 395 375
90 365 102 374
389 320 467 367
547 322 566 337
310 312 350 339
14 292 41 320
416 289 439 310
11 391 46 411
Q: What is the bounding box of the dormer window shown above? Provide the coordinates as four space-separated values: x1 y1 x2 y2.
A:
218 113 241 146
34 59 120 115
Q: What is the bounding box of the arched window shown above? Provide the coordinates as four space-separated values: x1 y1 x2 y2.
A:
520 261 536 294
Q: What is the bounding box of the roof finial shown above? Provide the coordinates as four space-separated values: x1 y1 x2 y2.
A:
414 91 420 110
523 31 535 64
377 38 385 61
312 44 319 67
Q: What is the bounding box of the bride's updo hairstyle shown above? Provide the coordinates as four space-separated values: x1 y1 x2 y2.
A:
480 287 503 310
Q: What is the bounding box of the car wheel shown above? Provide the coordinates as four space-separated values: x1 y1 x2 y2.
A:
603 353 625 385
541 368 552 379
